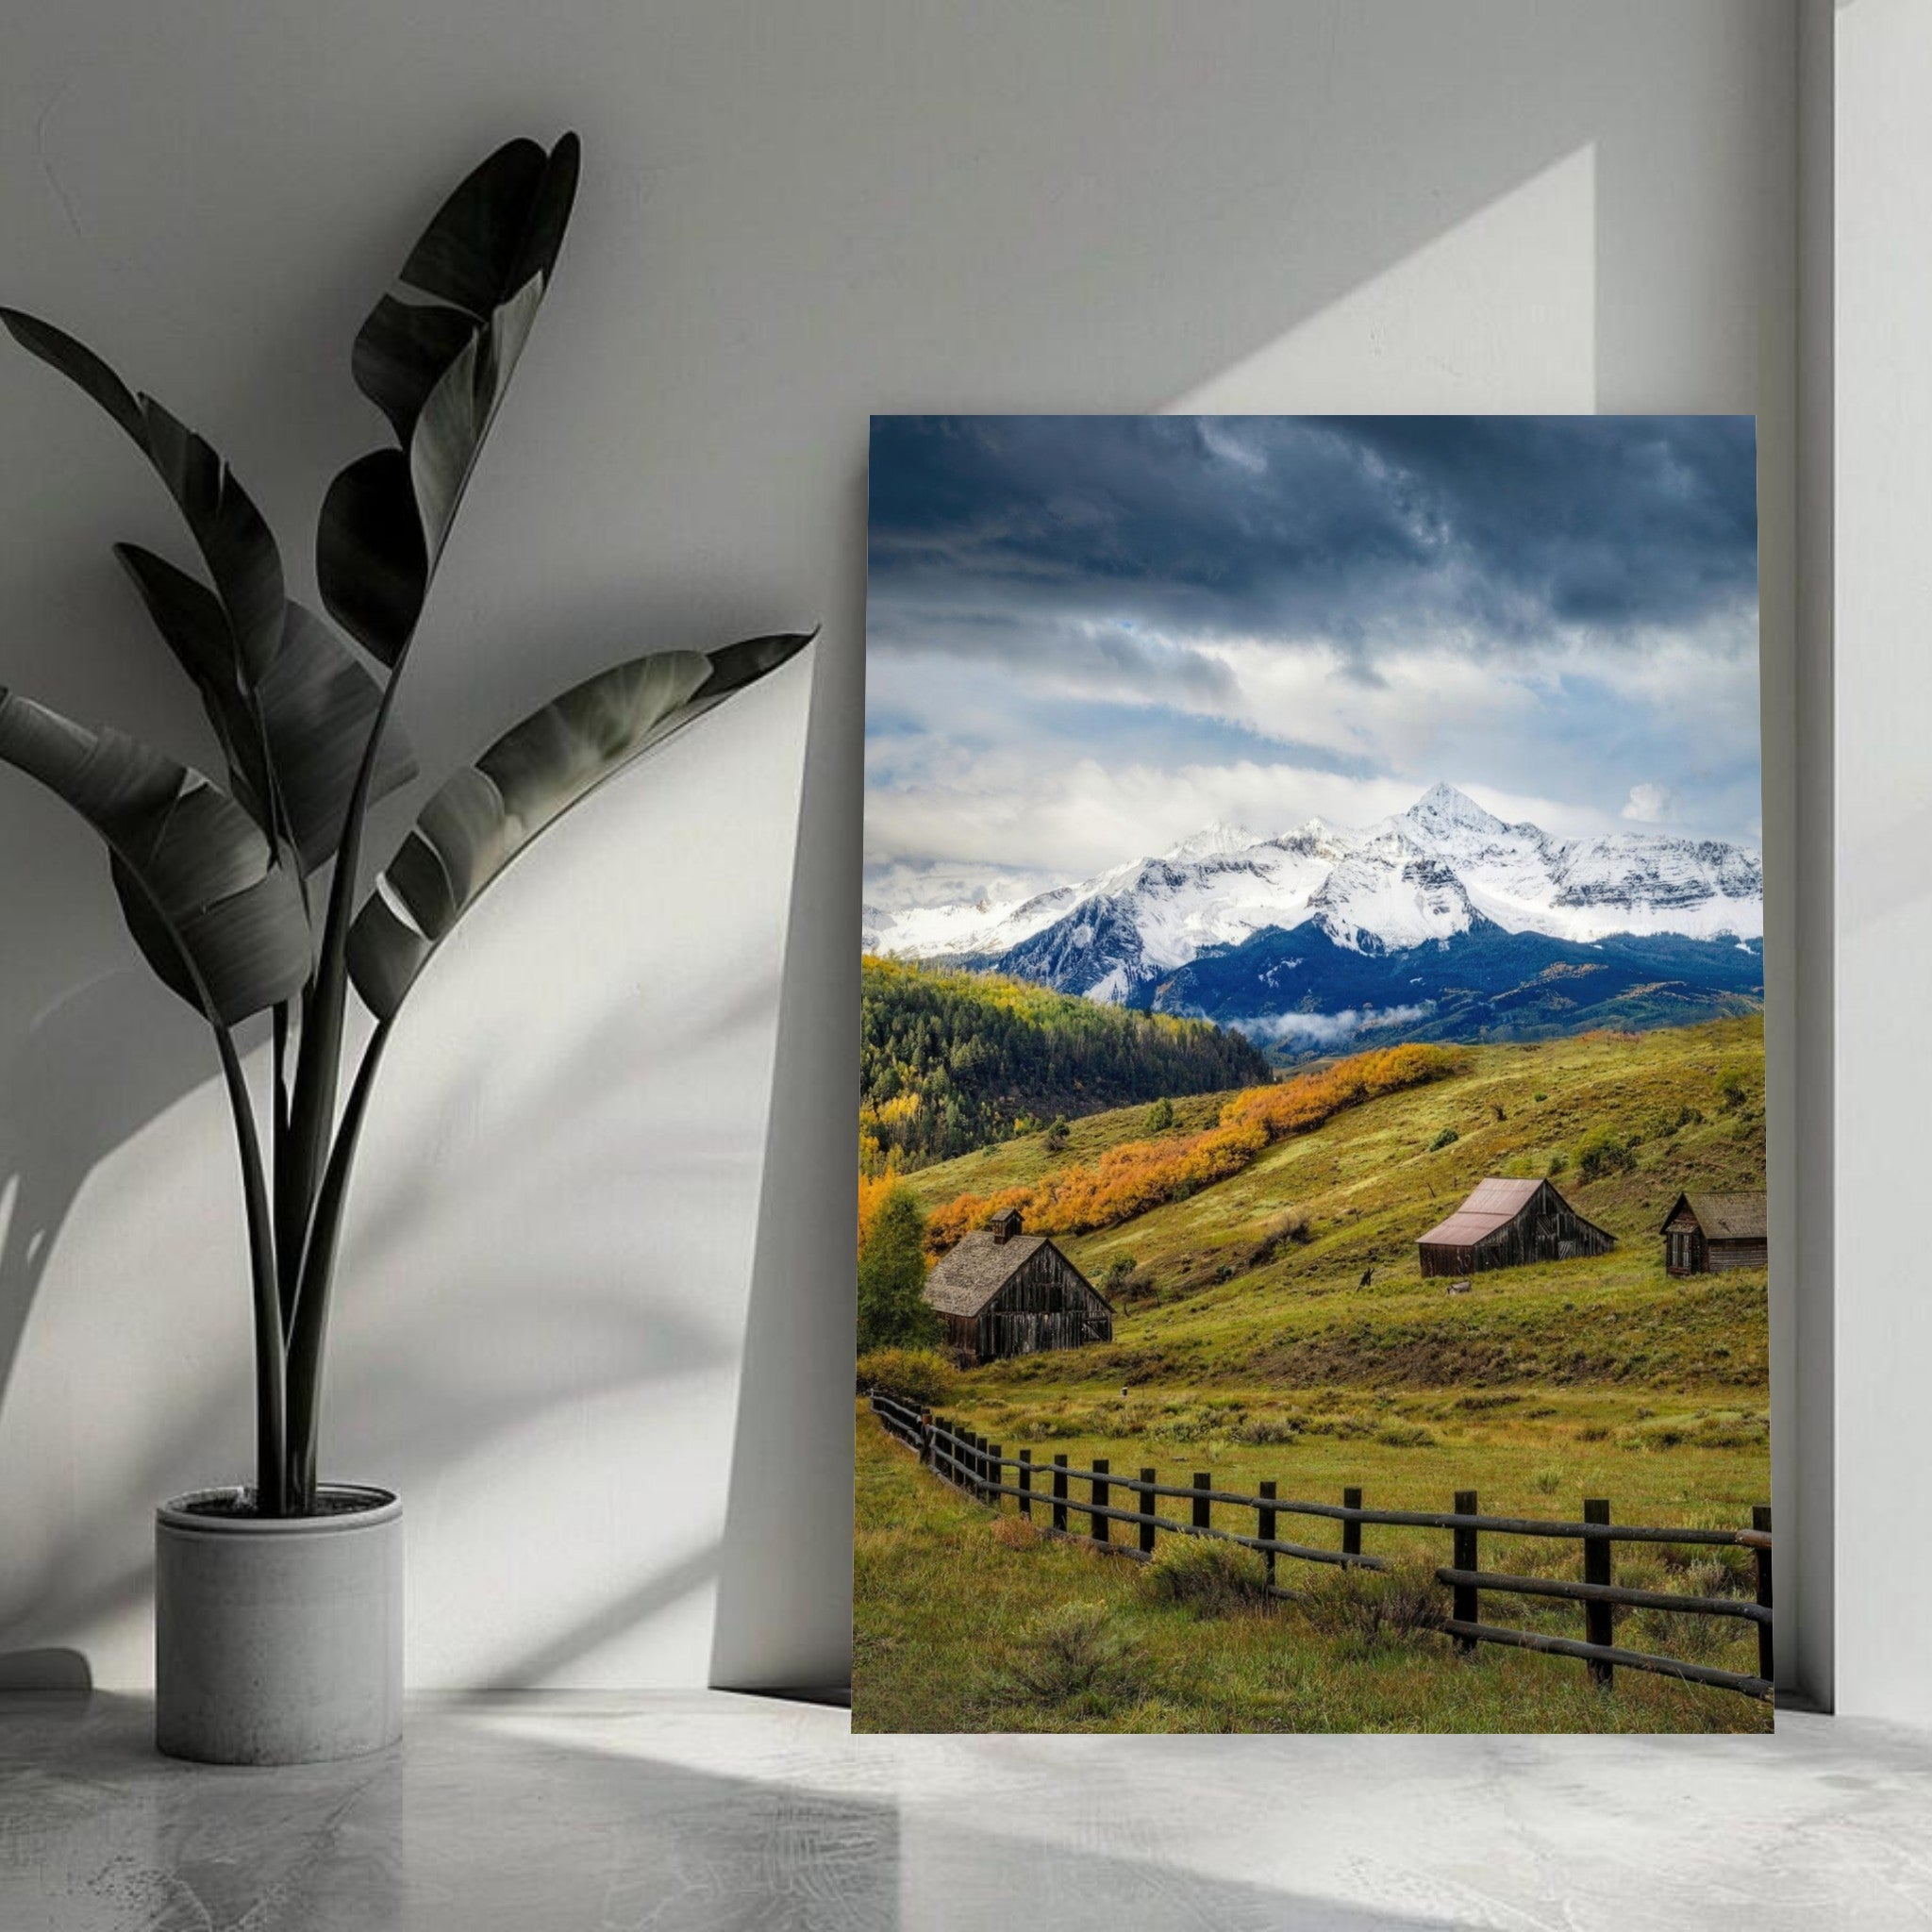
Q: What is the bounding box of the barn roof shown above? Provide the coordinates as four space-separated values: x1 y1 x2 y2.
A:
1660 1191 1767 1241
923 1231 1050 1316
1416 1176 1547 1250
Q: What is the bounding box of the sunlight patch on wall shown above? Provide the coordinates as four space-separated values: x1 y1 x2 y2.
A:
1167 146 1596 415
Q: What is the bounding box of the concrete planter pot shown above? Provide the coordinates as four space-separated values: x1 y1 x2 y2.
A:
155 1485 403 1765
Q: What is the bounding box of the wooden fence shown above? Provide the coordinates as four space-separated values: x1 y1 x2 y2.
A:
868 1390 1773 1704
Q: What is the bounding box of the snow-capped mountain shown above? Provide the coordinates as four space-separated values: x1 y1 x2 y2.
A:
863 785 1764 1045
868 785 1759 974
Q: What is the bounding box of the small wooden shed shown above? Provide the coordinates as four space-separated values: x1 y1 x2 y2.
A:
923 1208 1113 1366
1416 1176 1615 1278
1659 1191 1768 1274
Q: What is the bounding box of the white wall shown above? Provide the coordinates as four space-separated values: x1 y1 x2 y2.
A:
1833 0 1932 1724
0 1 1804 1691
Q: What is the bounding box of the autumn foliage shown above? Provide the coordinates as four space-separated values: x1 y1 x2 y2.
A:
858 1171 895 1249
924 1043 1457 1255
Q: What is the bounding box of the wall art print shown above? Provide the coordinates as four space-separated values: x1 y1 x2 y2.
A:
857 416 1769 1734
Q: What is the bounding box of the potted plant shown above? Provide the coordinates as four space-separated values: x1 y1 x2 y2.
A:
0 133 808 1763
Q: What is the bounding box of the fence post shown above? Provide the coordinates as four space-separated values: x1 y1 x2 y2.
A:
1453 1490 1479 1655
1018 1450 1033 1519
1753 1503 1774 1686
1053 1454 1069 1533
1140 1468 1158 1557
1258 1479 1277 1591
1584 1497 1613 1689
1193 1472 1211 1532
1091 1458 1109 1544
919 1410 933 1468
988 1442 1003 1511
1342 1486 1362 1560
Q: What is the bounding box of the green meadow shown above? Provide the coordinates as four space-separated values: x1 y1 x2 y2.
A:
856 1016 1771 1732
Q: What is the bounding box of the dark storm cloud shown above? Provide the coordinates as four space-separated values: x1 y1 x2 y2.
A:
867 415 1757 656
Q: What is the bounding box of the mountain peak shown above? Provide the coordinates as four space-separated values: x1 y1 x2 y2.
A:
1404 782 1506 835
1164 823 1262 862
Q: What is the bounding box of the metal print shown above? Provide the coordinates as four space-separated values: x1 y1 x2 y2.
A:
857 416 1769 1733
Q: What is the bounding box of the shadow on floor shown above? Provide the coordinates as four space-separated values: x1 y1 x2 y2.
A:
0 1691 1488 1932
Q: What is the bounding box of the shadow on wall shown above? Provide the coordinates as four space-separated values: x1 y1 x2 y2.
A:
0 972 211 1423
714 617 857 1690
0 978 749 1682
0 608 808 1690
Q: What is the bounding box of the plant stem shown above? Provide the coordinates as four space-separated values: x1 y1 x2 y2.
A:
271 1000 301 1325
213 1024 288 1515
284 1019 392 1509
283 675 405 1290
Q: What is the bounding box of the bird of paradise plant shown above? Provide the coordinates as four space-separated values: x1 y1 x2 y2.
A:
0 133 808 1515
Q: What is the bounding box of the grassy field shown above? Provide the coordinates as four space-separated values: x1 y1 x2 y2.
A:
853 1411 1770 1735
856 1016 1771 1732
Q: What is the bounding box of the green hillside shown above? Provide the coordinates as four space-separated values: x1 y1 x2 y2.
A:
858 1016 1771 1733
911 1018 1764 1360
909 1015 1769 1463
860 956 1270 1171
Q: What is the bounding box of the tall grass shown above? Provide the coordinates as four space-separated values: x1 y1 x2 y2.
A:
854 1410 1769 1735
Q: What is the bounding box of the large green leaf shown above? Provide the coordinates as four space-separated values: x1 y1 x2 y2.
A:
0 690 311 1024
347 631 809 1019
112 541 272 824
396 135 579 319
317 134 579 665
259 604 418 869
116 544 417 873
0 310 286 684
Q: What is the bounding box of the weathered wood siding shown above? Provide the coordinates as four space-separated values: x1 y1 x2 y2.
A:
1663 1203 1707 1276
1418 1180 1615 1277
938 1311 980 1358
1661 1204 1767 1274
976 1243 1112 1362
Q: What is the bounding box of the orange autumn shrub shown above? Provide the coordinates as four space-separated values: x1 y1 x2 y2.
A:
925 1042 1457 1254
1221 1041 1453 1138
858 1170 895 1248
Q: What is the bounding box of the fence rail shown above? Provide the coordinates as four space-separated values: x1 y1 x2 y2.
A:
867 1389 1773 1704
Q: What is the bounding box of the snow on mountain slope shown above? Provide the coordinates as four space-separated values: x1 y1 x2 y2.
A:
865 784 1763 1004
1393 783 1763 945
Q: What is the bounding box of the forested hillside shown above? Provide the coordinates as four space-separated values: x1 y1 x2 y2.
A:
860 957 1270 1173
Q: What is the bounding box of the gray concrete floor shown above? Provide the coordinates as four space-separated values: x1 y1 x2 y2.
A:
2 1694 1929 1929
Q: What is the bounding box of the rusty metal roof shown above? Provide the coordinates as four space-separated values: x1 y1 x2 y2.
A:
1416 1176 1547 1250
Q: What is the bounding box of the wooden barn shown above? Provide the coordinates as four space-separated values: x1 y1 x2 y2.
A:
1660 1191 1768 1274
1416 1176 1615 1278
923 1208 1113 1366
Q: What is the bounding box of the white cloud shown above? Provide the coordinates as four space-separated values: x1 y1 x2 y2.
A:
864 739 1424 880
1225 1004 1438 1047
864 603 1762 879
